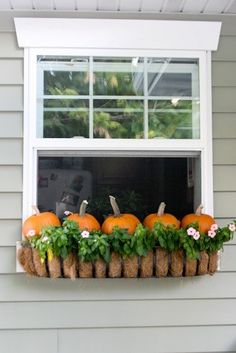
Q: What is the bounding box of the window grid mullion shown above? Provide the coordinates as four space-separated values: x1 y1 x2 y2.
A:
144 57 148 139
89 56 93 138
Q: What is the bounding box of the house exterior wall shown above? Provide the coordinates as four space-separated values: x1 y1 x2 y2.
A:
0 12 235 353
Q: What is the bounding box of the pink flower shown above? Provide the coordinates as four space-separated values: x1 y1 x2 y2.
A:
81 230 90 238
27 229 36 237
64 210 72 216
228 223 236 232
208 230 216 238
187 227 196 236
210 223 218 231
193 231 200 240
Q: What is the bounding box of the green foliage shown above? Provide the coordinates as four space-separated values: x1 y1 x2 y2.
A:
27 219 236 263
30 220 80 261
109 227 135 259
152 222 181 252
78 232 110 263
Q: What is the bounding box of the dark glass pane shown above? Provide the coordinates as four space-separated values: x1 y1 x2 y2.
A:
38 156 199 222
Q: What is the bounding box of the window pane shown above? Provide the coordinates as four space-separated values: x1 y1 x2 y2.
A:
37 155 200 222
37 56 200 139
93 57 144 96
147 58 200 139
93 99 144 138
37 56 89 138
148 99 196 139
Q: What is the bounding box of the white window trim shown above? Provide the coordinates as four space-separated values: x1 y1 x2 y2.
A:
15 19 221 222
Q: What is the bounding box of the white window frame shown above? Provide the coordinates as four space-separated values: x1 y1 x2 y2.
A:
14 18 221 221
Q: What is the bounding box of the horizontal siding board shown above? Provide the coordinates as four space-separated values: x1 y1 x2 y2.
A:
0 247 16 273
0 139 22 165
2 299 236 329
0 32 23 58
214 192 236 218
213 87 236 113
220 246 236 272
213 166 236 191
0 86 23 111
0 59 23 84
0 330 57 353
1 272 236 302
213 140 236 165
0 112 23 138
213 36 236 62
0 193 22 219
58 326 236 353
213 113 236 139
0 166 22 192
0 220 22 246
212 62 236 86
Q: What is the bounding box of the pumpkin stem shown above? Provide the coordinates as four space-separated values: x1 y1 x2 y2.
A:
195 204 204 216
157 202 166 216
79 200 88 217
32 205 40 215
109 195 121 217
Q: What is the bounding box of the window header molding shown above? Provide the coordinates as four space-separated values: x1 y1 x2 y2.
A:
14 18 221 51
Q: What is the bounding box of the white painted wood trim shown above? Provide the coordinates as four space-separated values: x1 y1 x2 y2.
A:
14 18 221 51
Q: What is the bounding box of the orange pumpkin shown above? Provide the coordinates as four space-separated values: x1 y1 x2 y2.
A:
101 196 140 235
67 200 100 232
23 206 61 239
143 202 180 230
181 204 215 233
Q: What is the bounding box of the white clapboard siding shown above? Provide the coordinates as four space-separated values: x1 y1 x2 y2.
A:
214 166 236 191
213 139 236 165
0 32 23 58
0 59 23 84
1 272 236 302
219 246 236 271
58 326 236 353
0 139 22 164
0 247 16 273
0 220 22 246
0 86 23 111
1 298 236 329
0 166 22 192
213 113 236 139
213 87 236 113
213 62 236 86
0 193 22 219
0 112 23 138
213 36 236 61
0 330 57 353
214 192 236 218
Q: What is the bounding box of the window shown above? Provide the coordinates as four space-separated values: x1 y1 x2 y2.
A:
15 18 221 223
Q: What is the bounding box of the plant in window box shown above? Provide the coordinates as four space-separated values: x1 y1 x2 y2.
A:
30 219 80 279
77 230 110 278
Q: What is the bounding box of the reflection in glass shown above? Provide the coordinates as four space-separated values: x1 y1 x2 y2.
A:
93 57 144 96
148 99 199 139
37 155 199 222
93 100 144 138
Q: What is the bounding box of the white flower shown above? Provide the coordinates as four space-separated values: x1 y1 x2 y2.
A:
229 223 236 232
210 223 218 231
187 227 196 236
27 229 36 237
208 230 216 238
81 230 90 238
42 236 49 242
193 231 200 240
64 210 72 216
